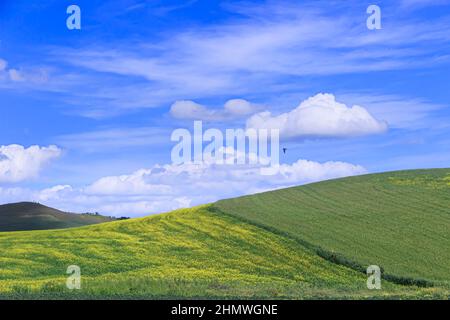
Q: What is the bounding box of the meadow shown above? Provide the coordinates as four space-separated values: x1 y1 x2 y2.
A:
0 206 394 299
0 169 448 299
214 169 450 285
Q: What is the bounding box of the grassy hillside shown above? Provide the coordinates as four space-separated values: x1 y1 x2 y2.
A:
0 205 440 299
214 169 450 285
0 169 448 299
0 202 114 232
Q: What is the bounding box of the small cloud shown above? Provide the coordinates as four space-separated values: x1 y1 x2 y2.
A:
170 99 258 121
0 57 49 84
224 99 256 116
39 185 73 201
84 169 172 196
170 100 217 120
246 93 387 139
0 59 7 71
8 69 24 82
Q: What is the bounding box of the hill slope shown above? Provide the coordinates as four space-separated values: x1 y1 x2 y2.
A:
214 169 450 284
0 206 439 299
0 202 114 232
0 170 448 299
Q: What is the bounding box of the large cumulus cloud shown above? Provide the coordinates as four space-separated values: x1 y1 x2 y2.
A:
246 93 387 139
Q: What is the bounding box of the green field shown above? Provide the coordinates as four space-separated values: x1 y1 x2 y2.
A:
215 169 450 284
0 169 449 299
0 202 114 232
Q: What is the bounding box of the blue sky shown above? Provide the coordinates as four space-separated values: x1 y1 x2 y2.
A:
1 0 450 216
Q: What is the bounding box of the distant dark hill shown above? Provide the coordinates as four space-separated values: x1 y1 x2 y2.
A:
0 202 114 232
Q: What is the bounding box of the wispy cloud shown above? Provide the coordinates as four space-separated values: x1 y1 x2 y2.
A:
338 93 446 129
36 1 450 117
400 0 450 10
0 57 49 85
57 127 169 153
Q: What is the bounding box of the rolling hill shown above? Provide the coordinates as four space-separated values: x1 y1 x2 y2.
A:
0 202 114 232
0 206 376 299
0 169 448 299
214 169 450 284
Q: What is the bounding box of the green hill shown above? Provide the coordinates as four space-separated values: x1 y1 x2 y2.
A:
214 169 450 285
0 206 373 299
0 202 114 232
0 206 441 299
0 169 449 299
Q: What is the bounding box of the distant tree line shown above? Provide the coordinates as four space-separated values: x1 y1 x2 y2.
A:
81 212 130 220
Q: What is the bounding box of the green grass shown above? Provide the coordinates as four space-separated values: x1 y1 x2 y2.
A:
0 202 114 232
214 169 450 285
0 205 442 299
0 169 449 299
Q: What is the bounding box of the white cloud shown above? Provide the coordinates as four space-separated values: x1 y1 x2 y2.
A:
400 0 450 9
57 127 168 153
336 93 444 129
170 99 258 121
170 100 216 120
224 99 256 116
47 1 450 117
276 160 366 183
0 145 61 183
8 69 24 82
85 169 172 195
246 93 387 139
0 58 48 84
0 156 366 216
2 3 449 119
38 185 73 201
0 59 7 71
